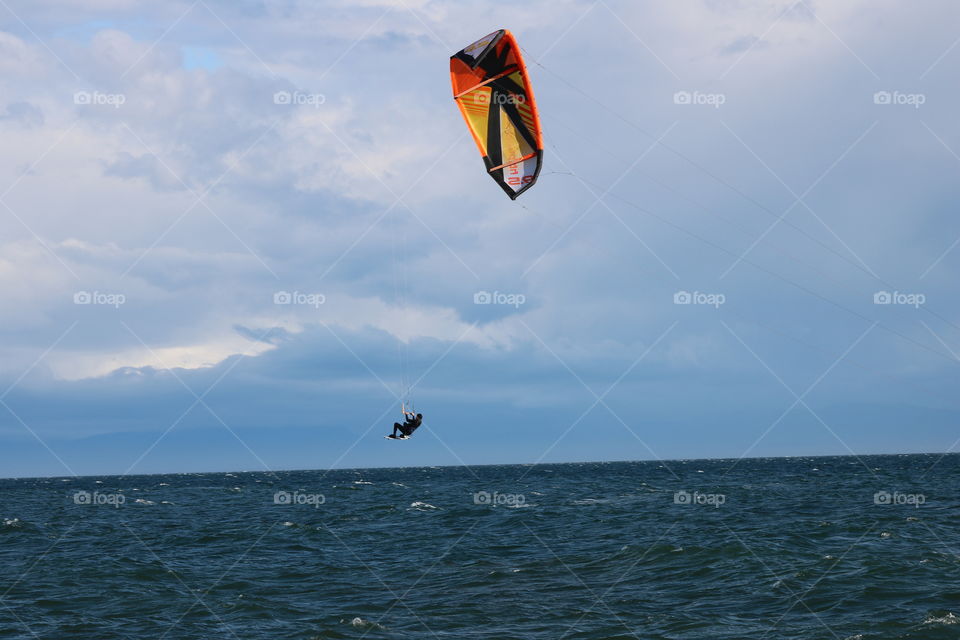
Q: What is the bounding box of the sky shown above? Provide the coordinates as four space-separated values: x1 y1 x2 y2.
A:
0 0 958 478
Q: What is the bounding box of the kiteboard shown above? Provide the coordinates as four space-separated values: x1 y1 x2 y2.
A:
385 435 410 440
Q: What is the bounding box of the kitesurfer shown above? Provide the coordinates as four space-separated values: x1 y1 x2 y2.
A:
389 405 422 439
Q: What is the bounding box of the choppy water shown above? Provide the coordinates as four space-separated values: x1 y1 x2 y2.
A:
1 453 958 639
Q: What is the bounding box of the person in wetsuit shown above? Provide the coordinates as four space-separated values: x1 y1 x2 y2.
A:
389 405 422 439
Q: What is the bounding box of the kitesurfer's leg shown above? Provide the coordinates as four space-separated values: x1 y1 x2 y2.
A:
392 423 403 437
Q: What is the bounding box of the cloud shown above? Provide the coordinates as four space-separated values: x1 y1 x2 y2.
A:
0 0 958 475
0 31 46 75
0 101 45 127
103 151 189 191
718 34 767 56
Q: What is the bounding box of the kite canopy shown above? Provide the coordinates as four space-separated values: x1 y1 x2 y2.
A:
450 29 544 200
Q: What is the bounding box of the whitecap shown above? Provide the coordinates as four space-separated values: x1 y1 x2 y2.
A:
134 499 155 505
344 617 384 630
409 501 438 510
923 612 958 626
353 481 373 485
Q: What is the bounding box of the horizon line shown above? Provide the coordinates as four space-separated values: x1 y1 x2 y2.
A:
2 449 955 481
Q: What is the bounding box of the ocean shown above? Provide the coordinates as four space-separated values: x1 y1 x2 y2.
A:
1 453 957 639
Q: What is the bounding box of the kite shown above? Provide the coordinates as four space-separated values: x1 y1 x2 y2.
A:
450 29 544 200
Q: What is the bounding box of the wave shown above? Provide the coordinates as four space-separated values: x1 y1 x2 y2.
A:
924 612 958 626
571 498 609 505
342 617 385 631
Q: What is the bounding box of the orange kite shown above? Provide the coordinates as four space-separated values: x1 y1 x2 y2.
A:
450 30 544 200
